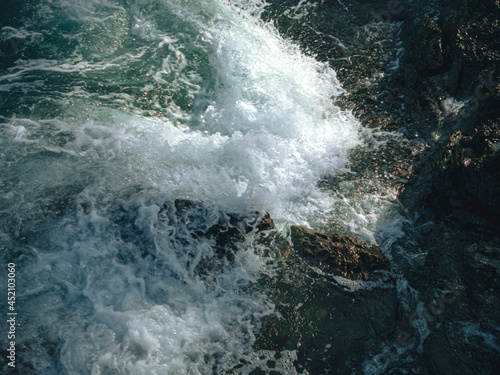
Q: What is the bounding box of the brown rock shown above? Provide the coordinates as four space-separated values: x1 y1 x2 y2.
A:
256 212 275 232
289 225 390 279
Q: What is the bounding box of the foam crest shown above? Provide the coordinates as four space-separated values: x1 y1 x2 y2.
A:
3 0 360 225
125 0 361 225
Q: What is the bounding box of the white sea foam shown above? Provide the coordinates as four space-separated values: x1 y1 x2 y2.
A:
458 321 500 352
3 0 361 225
1 0 366 373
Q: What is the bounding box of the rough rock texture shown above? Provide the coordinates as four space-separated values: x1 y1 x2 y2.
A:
400 0 500 140
254 0 500 374
256 212 276 232
254 227 398 375
391 1 500 373
430 121 500 227
402 13 445 73
290 225 390 279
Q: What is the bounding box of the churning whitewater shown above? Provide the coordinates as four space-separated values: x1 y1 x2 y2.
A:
1 0 363 373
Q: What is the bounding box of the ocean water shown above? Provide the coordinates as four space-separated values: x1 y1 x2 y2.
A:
0 0 392 373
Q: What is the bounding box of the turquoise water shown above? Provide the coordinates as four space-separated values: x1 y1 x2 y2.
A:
0 0 377 373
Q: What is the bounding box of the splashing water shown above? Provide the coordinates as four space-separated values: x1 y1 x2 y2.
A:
0 0 363 373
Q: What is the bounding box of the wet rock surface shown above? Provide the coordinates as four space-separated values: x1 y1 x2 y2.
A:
289 225 390 279
253 226 398 375
253 0 500 374
429 121 500 227
402 13 445 73
399 0 500 141
395 12 500 372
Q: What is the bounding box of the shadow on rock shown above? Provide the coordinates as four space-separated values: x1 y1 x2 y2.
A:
253 219 398 374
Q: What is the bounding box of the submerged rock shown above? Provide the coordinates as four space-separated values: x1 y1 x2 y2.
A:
111 198 258 278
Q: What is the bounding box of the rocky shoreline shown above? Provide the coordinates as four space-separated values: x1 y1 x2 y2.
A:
250 0 500 373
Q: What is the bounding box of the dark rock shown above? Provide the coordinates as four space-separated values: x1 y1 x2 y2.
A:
464 242 500 293
423 324 498 375
254 228 398 375
255 1 500 374
408 221 500 373
430 121 500 227
444 13 500 98
402 13 446 73
290 225 390 279
395 0 500 140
